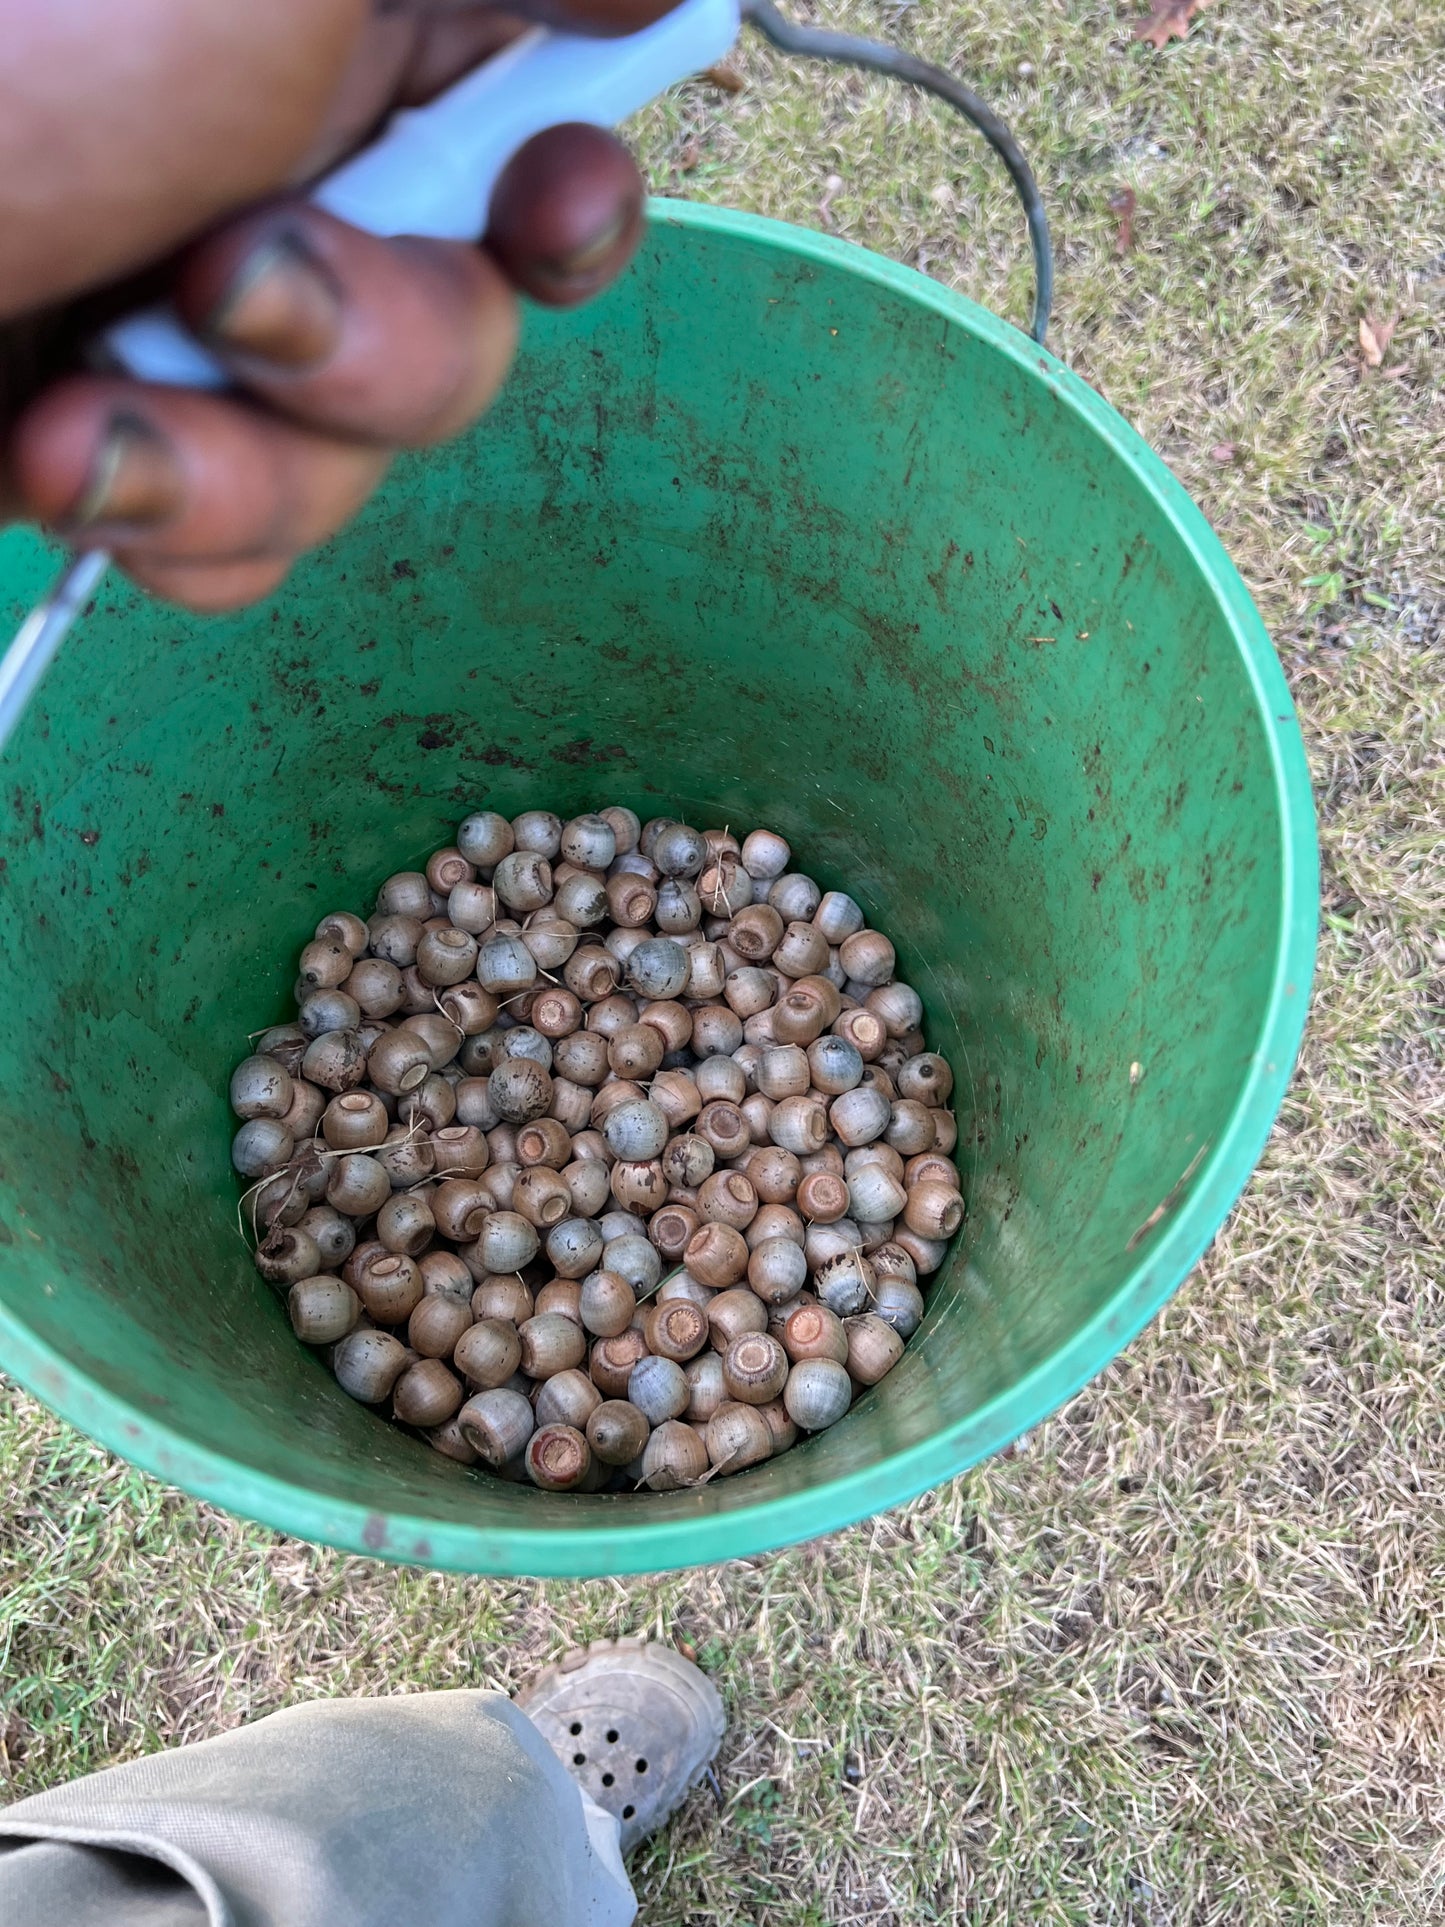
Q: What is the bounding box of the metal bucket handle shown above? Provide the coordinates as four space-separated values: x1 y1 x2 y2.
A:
744 0 1053 346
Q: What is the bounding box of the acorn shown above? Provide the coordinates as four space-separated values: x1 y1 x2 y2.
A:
627 1354 690 1425
768 1096 828 1157
513 1166 573 1229
783 1357 853 1431
298 987 362 1039
600 1233 662 1296
316 909 369 957
695 1100 751 1161
587 1398 650 1467
902 1181 965 1241
454 1318 523 1389
457 810 515 867
660 1133 715 1191
488 1058 553 1124
459 1387 534 1467
771 978 837 1047
518 1115 575 1168
322 1089 389 1151
531 1281 580 1327
870 1275 925 1339
254 1226 321 1285
684 1351 728 1426
545 1216 605 1279
298 1205 357 1270
494 850 554 913
232 1118 294 1179
368 1028 432 1096
756 1397 798 1455
838 929 895 987
407 1293 474 1360
781 1301 849 1365
279 1079 327 1133
705 1401 772 1473
470 1275 534 1325
589 1327 649 1397
561 1157 612 1220
847 1162 908 1225
610 1159 667 1215
648 1298 710 1363
885 1099 937 1158
375 1128 435 1191
747 1203 806 1251
426 1416 479 1465
845 1313 905 1386
832 1005 887 1062
534 1368 602 1432
333 1329 411 1404
773 920 829 980
696 1171 758 1233
684 1221 749 1290
375 1190 435 1257
747 1236 808 1306
722 1331 788 1405
706 1285 770 1350
518 1312 587 1379
367 914 422 968
230 1054 294 1121
393 1359 464 1429
472 1211 540 1273
739 828 790 880
796 1169 850 1224
581 1271 635 1333
357 1253 424 1325
601 1097 669 1162
648 1202 699 1263
289 1275 361 1345
690 1004 743 1056
828 1085 892 1148
641 1419 709 1490
893 1227 951 1276
430 1123 489 1179
814 1250 875 1319
325 1153 392 1218
376 870 433 919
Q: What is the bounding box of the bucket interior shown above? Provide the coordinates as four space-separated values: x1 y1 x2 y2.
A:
0 205 1313 1574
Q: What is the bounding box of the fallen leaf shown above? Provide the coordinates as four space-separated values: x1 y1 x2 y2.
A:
678 138 702 174
1133 0 1211 50
1358 313 1398 368
819 172 844 230
1210 441 1237 465
702 60 745 92
1109 187 1137 254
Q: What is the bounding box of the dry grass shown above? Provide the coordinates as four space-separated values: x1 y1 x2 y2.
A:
4 0 1445 1919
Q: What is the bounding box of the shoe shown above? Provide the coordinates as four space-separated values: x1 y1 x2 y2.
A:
516 1637 724 1854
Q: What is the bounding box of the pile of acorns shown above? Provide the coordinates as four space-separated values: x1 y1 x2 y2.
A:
229 807 963 1493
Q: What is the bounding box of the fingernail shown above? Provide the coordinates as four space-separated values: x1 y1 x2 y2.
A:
204 230 341 367
69 412 183 530
546 212 629 278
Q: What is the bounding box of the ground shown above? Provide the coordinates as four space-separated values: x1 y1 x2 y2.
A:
2 1 1444 1920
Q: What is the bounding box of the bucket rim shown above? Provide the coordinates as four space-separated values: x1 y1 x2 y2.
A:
0 199 1318 1576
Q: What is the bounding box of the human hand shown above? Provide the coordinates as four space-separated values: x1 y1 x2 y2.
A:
0 0 676 610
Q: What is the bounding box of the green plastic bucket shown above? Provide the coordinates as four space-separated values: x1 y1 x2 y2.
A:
0 203 1316 1576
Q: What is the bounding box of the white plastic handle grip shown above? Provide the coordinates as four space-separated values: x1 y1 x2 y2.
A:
106 0 740 387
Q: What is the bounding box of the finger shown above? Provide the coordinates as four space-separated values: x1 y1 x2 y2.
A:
0 0 367 319
116 554 295 612
10 376 388 561
487 124 646 308
170 206 520 447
